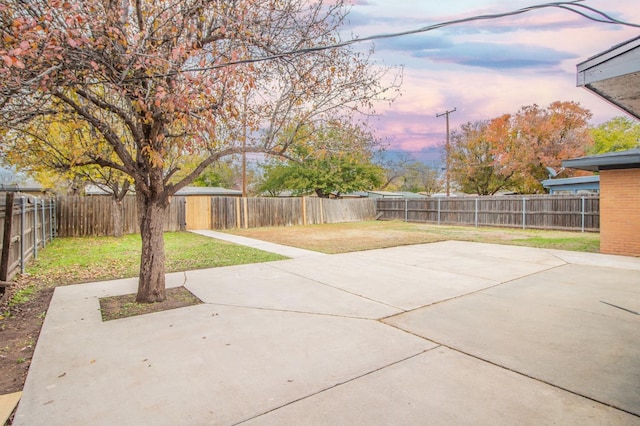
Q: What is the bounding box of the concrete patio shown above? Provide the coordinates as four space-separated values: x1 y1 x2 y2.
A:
12 239 640 425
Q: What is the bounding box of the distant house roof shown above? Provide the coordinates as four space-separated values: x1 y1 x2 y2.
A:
396 192 429 199
363 191 429 199
541 175 600 194
84 184 116 195
577 36 640 120
175 186 242 196
0 182 47 193
366 191 403 198
85 184 242 196
563 148 640 172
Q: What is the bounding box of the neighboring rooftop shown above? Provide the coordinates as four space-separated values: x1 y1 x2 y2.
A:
365 191 428 199
541 175 600 194
0 182 47 193
85 184 241 196
563 148 640 172
175 186 242 196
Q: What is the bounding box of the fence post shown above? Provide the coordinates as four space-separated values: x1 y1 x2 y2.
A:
41 199 46 247
0 192 15 283
302 197 307 225
20 196 26 274
522 197 526 230
437 198 441 225
179 198 186 231
242 197 249 229
581 196 585 233
404 199 408 222
49 199 55 240
475 198 479 227
33 197 38 259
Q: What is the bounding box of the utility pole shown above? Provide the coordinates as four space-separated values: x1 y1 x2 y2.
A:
436 107 456 197
242 93 247 198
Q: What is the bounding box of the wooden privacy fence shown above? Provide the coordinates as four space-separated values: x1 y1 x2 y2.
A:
194 197 377 230
376 195 600 232
0 193 56 283
57 195 376 236
55 194 600 237
56 195 186 237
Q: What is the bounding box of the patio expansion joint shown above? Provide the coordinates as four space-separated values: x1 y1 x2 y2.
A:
376 265 566 323
204 301 390 321
448 344 640 418
543 249 574 266
232 346 443 425
268 263 405 312
382 323 640 420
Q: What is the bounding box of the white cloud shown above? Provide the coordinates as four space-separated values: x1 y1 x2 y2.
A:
347 0 640 153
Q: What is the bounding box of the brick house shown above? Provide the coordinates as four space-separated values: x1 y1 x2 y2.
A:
563 36 640 256
563 149 640 256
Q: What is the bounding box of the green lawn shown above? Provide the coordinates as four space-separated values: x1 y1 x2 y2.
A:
24 231 287 287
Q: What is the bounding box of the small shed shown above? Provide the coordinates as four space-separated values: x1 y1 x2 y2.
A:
541 175 600 195
563 149 640 256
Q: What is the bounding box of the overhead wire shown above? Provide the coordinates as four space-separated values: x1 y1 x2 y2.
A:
138 0 640 79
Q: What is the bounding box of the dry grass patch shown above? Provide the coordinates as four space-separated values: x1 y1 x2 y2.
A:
225 220 599 254
99 286 202 321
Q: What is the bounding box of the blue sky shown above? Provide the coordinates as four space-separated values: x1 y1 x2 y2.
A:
344 0 640 162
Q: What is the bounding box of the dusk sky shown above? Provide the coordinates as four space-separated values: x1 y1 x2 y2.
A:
343 0 640 162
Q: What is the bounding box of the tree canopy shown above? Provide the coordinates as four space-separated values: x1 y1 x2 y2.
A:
590 116 640 154
258 121 384 197
0 0 397 302
449 101 593 195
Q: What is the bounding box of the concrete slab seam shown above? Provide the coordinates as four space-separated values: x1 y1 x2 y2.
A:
376 265 564 323
358 255 566 283
268 263 406 312
543 249 574 266
478 290 640 324
381 322 640 420
202 301 390 321
232 346 442 425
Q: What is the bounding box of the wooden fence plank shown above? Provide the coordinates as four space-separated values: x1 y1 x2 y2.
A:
0 193 15 284
52 194 599 237
376 195 599 232
0 193 55 281
56 196 185 237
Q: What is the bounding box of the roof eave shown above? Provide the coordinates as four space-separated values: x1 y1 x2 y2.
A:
563 150 640 172
576 36 640 121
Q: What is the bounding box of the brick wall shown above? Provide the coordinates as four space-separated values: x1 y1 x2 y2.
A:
599 168 640 256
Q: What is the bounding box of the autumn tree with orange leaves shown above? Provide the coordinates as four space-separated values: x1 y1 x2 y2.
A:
0 0 397 302
449 101 593 195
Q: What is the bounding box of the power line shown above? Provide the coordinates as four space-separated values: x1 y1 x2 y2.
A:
137 0 640 80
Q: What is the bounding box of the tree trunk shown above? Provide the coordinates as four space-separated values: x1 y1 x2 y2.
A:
112 198 124 238
135 192 168 303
